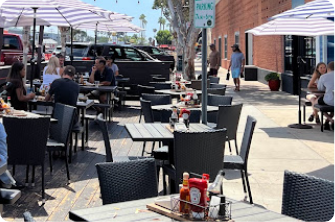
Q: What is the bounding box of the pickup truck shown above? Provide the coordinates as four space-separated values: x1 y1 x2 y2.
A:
0 33 24 66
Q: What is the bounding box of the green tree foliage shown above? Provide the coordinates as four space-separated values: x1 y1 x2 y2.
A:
155 30 172 45
158 17 166 31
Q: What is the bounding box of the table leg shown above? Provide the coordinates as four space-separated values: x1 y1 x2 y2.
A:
81 108 86 150
106 92 111 122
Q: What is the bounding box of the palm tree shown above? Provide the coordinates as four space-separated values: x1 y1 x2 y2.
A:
158 17 166 31
139 14 147 42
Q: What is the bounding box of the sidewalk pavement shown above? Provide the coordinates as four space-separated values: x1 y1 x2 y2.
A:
194 60 334 213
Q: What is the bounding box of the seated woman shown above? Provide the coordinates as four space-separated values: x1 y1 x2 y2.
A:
6 62 35 111
41 56 61 89
106 56 119 77
306 62 327 123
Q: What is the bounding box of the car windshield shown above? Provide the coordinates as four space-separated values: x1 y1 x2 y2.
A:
137 49 155 61
65 45 89 57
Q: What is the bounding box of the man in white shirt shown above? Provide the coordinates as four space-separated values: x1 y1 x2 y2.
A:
317 61 334 130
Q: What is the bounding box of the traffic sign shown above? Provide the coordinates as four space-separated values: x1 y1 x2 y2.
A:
194 0 216 28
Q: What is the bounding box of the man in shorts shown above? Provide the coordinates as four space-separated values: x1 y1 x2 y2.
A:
228 44 245 91
317 61 334 130
208 44 221 77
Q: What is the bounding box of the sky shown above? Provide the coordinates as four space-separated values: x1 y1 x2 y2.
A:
80 0 162 39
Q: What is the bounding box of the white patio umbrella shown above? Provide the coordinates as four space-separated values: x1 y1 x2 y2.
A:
271 0 334 19
246 18 334 36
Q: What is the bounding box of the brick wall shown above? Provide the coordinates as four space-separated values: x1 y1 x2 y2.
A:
212 0 311 73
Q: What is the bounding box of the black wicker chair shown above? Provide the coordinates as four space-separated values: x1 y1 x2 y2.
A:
207 87 226 95
282 170 334 221
210 104 243 155
208 95 233 123
190 79 210 90
142 93 172 122
150 82 172 90
210 83 227 89
162 129 227 193
209 76 220 84
47 103 76 183
4 116 50 204
223 116 256 204
138 85 155 123
96 158 158 205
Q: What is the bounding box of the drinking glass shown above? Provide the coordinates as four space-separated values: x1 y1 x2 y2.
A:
94 81 100 87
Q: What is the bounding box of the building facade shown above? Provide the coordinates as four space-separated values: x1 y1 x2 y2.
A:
211 0 334 94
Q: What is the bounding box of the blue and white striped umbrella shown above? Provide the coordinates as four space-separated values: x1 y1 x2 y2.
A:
73 20 144 33
271 0 334 19
246 17 334 36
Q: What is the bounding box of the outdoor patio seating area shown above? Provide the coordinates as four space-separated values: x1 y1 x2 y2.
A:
0 65 333 221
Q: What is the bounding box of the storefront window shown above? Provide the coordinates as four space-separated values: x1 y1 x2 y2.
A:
327 36 334 63
284 35 316 75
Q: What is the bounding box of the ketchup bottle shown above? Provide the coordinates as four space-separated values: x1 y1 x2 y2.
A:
189 177 208 219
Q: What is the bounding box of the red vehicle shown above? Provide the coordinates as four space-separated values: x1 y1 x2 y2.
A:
0 33 24 66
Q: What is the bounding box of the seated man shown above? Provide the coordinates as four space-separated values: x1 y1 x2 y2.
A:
0 123 24 189
45 65 80 107
317 61 334 130
89 59 116 104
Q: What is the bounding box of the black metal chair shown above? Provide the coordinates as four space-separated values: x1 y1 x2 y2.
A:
47 103 76 183
139 98 156 156
138 85 155 123
209 76 220 84
282 170 334 221
210 83 227 89
162 129 227 193
207 87 226 95
142 93 172 122
96 158 158 205
210 104 243 155
96 114 113 162
4 116 50 204
223 116 256 204
207 95 233 123
23 211 36 222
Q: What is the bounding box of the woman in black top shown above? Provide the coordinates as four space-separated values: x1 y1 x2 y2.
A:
6 62 35 111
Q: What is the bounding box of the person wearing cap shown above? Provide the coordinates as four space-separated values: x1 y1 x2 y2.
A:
45 65 80 107
208 44 221 77
228 44 245 91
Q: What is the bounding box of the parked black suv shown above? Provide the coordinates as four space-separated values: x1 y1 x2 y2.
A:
134 45 175 70
64 42 158 62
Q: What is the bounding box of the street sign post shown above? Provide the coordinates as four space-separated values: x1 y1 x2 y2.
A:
194 0 216 124
194 0 216 29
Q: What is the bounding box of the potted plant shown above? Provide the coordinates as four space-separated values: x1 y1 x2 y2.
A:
265 72 281 91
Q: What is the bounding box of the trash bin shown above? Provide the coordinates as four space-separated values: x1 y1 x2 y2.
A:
244 66 258 81
177 55 183 71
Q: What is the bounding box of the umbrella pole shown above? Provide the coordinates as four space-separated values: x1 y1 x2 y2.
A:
94 22 98 60
70 27 73 65
0 28 3 66
288 37 312 129
30 7 38 89
37 25 44 80
201 28 208 124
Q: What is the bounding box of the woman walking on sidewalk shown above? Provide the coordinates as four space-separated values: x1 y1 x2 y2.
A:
228 44 245 91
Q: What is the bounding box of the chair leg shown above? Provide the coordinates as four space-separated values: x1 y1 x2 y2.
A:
240 170 247 201
65 148 71 184
234 139 239 155
85 119 89 143
31 166 35 187
321 111 324 132
141 142 146 156
139 109 142 123
49 151 53 174
12 165 15 176
25 165 29 186
163 170 167 195
41 164 45 204
244 169 253 204
150 142 156 156
74 133 78 153
227 140 232 155
303 105 306 123
81 131 85 151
